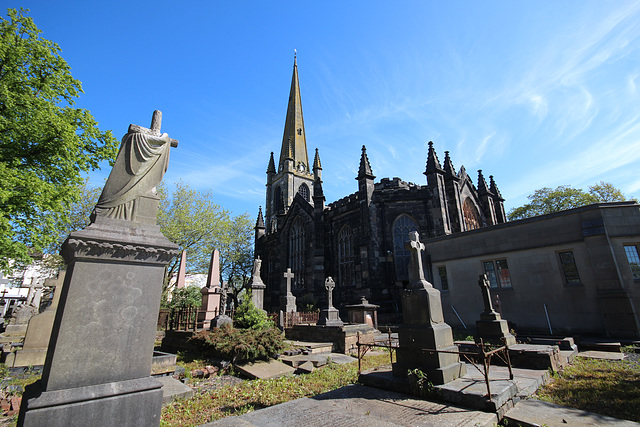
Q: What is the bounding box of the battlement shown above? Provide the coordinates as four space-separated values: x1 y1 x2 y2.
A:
327 192 360 212
376 177 422 191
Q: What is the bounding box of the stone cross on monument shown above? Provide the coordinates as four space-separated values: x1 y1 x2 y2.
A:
280 268 297 313
479 274 497 315
284 268 294 296
405 231 430 288
317 276 343 327
325 277 335 309
475 274 516 346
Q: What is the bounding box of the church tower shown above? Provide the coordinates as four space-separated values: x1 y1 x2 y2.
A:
265 54 315 232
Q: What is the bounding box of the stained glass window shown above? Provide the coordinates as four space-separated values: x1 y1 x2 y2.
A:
289 218 305 288
338 226 354 287
392 215 419 281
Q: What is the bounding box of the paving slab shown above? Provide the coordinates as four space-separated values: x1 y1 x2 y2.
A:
158 376 194 404
577 350 625 361
201 384 497 427
234 359 296 380
504 398 639 426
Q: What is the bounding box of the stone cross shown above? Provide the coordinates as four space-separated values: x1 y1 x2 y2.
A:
284 268 294 295
324 277 336 309
405 231 426 284
478 274 497 314
129 110 179 147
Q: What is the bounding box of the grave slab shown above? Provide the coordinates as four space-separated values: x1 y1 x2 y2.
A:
504 399 639 426
280 353 355 368
157 376 194 404
201 384 497 427
235 359 295 380
577 350 625 361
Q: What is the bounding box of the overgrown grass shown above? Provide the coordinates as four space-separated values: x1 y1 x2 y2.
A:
536 356 640 422
161 353 392 427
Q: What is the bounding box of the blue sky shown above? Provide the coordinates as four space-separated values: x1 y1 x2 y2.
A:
9 1 640 219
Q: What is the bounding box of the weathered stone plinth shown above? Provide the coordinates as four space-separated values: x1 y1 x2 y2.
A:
280 294 297 314
199 286 222 329
18 217 179 427
317 307 344 327
393 286 466 384
285 324 376 354
476 315 517 347
250 283 266 311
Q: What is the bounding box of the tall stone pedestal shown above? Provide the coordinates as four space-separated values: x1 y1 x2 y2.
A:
18 217 179 427
476 314 516 347
317 307 343 327
251 283 266 311
393 286 466 384
199 287 222 330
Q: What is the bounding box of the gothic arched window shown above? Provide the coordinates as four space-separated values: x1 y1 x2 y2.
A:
463 198 481 230
289 217 305 289
392 214 419 281
274 186 283 213
298 183 310 202
338 226 355 287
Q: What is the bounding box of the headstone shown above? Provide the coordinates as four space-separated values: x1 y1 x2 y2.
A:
345 297 379 328
280 268 297 313
248 257 266 310
18 111 180 427
317 277 343 327
475 274 516 346
200 250 222 329
8 271 66 368
392 231 466 384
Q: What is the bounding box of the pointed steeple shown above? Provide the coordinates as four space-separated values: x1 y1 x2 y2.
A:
443 151 458 179
313 148 322 180
489 176 503 200
477 170 491 195
267 152 276 174
357 145 375 180
256 206 265 228
424 141 444 175
278 54 309 172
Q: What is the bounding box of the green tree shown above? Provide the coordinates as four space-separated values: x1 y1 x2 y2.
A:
233 290 274 330
168 286 202 310
508 182 632 220
157 181 230 296
219 213 254 311
0 8 118 272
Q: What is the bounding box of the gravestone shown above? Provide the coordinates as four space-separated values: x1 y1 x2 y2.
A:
18 111 180 427
8 271 66 368
475 274 516 346
209 279 232 329
200 249 222 329
248 257 266 310
392 231 466 384
316 277 343 327
280 268 297 313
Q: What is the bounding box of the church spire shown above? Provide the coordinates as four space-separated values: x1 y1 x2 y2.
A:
443 151 458 180
267 152 276 174
357 145 375 180
489 175 503 200
313 148 322 181
278 53 309 173
424 141 444 175
477 170 491 195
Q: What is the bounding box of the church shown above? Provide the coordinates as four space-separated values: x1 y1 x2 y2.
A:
254 57 507 321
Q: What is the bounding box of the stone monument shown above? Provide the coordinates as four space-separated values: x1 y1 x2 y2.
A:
248 257 266 311
18 111 180 427
280 268 297 313
200 249 223 330
316 277 343 327
475 274 516 346
175 250 187 290
392 231 466 384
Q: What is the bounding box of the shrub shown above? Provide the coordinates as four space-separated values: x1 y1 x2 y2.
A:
189 324 285 363
233 291 274 330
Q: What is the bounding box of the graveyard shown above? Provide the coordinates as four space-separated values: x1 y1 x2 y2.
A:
3 5 640 427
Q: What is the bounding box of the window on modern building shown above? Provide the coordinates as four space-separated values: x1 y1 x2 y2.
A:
289 217 305 288
437 266 449 291
558 251 581 285
298 183 310 202
338 226 355 287
624 245 640 280
392 215 419 281
483 259 512 288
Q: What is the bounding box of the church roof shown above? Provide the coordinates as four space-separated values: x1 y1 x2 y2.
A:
278 54 310 172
